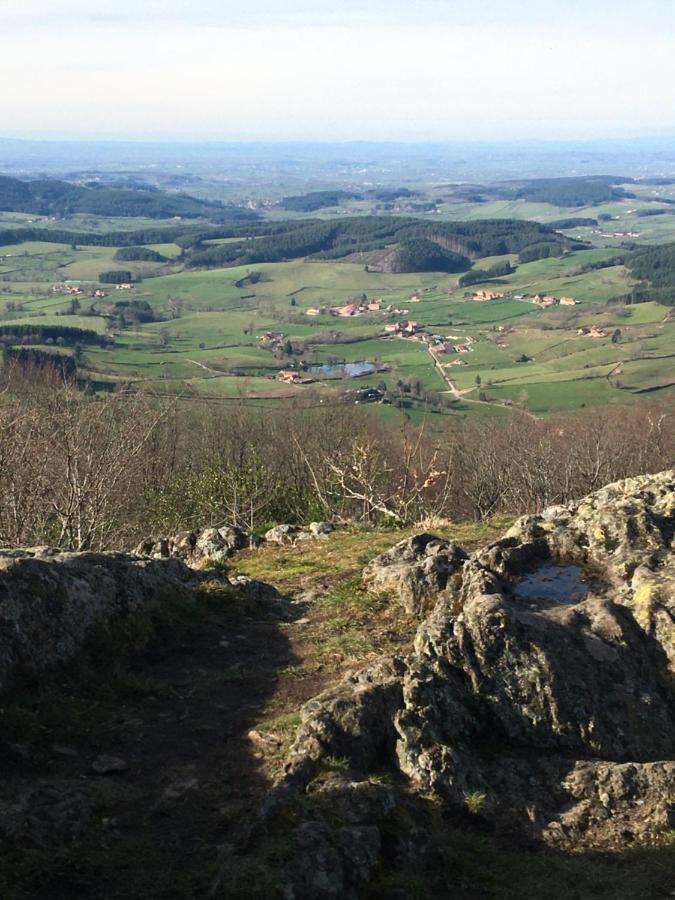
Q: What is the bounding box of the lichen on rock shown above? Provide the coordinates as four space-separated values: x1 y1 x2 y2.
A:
269 469 675 883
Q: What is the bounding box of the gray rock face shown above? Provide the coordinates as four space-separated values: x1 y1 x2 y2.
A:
138 521 336 560
135 525 249 566
362 533 467 614
265 524 301 544
273 470 675 856
281 778 395 899
0 547 240 692
309 521 334 537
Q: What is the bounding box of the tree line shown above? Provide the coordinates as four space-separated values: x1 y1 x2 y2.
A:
0 360 671 551
0 324 109 347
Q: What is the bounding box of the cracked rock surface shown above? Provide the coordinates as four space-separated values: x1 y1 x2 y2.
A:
273 470 675 875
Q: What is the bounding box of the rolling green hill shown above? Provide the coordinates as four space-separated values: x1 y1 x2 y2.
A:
0 175 256 220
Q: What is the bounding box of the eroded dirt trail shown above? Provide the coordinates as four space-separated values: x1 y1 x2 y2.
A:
1 604 327 898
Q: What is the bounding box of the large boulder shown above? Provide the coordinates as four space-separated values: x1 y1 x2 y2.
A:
362 533 467 614
265 524 301 544
271 470 675 860
0 546 277 692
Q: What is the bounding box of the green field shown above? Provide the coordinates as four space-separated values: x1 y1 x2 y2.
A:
0 228 673 418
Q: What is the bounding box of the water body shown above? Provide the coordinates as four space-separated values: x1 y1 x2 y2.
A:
310 361 376 378
513 564 605 605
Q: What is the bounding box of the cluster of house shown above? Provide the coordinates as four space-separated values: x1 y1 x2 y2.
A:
384 320 420 336
52 283 84 295
115 282 134 291
306 300 383 317
432 332 476 355
532 294 577 308
597 230 640 239
472 290 505 302
383 320 476 355
577 325 606 338
52 284 108 299
277 370 313 385
259 331 285 348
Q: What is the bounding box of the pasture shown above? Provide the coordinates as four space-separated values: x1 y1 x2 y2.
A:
0 233 672 417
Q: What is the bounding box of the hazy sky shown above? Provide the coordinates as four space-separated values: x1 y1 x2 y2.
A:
2 0 675 141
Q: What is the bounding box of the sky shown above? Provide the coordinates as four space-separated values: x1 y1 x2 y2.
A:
2 0 675 141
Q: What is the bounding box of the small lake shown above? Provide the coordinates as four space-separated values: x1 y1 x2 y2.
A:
512 564 605 606
310 361 377 378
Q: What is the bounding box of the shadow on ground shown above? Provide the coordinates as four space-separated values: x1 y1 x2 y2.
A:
0 590 300 899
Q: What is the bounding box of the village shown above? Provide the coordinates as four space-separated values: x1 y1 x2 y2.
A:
470 289 578 307
266 315 477 387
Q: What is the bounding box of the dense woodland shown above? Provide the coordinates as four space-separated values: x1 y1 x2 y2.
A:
391 238 470 273
492 175 634 207
626 242 675 304
0 175 256 219
185 217 574 271
280 190 361 211
0 324 108 347
113 246 168 262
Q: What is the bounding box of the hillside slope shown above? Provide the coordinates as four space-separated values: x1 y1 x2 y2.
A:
0 476 673 898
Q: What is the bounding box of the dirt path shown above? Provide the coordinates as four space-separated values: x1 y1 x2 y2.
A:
0 524 511 899
0 593 329 898
427 344 541 420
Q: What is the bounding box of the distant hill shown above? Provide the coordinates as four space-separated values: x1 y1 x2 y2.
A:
280 190 362 212
185 216 577 272
492 175 635 207
0 175 256 220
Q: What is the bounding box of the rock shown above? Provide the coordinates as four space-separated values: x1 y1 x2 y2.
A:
264 522 335 545
91 755 129 774
309 522 334 537
0 546 272 692
150 777 199 814
0 784 92 847
283 818 381 899
135 524 250 567
0 550 201 691
52 745 79 757
248 729 282 750
270 470 675 860
362 533 467 614
265 524 300 544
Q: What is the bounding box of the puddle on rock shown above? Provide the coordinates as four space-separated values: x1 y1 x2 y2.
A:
512 564 605 606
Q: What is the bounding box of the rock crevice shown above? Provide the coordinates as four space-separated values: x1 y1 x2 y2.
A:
274 470 675 856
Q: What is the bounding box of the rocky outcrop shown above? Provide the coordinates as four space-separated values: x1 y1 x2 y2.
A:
265 522 334 544
0 546 271 692
135 525 252 566
270 470 675 890
137 521 336 563
362 533 467 614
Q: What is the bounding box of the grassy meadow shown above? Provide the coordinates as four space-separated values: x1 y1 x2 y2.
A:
0 230 673 418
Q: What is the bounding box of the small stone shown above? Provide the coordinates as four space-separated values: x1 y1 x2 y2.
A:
91 754 129 774
248 729 282 749
52 744 78 757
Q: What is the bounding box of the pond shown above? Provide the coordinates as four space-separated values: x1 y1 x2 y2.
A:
309 361 377 378
512 564 605 606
